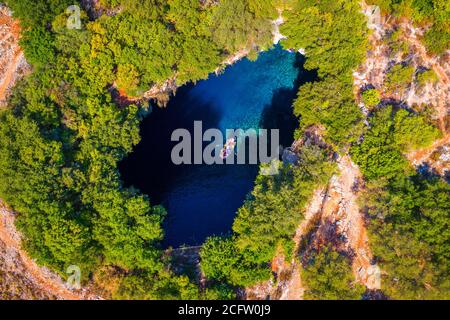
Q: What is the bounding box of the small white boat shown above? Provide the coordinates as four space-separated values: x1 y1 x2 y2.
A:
220 138 237 159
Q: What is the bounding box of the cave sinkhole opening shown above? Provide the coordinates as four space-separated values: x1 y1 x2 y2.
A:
119 45 316 247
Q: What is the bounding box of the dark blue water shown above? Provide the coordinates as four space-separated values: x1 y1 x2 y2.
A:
120 45 313 247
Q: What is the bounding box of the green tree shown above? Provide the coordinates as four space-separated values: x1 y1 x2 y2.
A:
202 283 236 300
416 69 439 87
351 106 439 180
362 176 450 299
280 0 368 78
280 0 368 149
361 89 381 109
114 270 199 300
386 64 416 93
233 145 336 263
294 79 364 148
302 246 366 300
210 0 274 54
200 236 271 287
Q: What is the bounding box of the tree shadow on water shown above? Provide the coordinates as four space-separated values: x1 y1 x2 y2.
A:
259 54 318 148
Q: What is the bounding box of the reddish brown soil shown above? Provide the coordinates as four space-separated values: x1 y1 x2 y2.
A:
0 202 101 300
0 7 27 105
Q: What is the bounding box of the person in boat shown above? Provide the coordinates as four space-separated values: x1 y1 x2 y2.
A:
220 137 236 159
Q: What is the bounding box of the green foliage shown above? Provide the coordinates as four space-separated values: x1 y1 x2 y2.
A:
78 0 276 94
424 23 450 55
387 29 410 58
386 64 416 93
280 0 368 79
202 283 236 300
351 106 440 180
210 0 275 54
366 0 450 55
361 89 382 109
19 27 56 66
0 0 279 299
0 0 292 299
200 236 271 287
416 69 439 86
0 113 96 274
362 176 450 299
114 270 199 300
280 0 368 149
294 79 364 148
6 0 72 67
90 189 166 271
352 95 448 299
98 0 121 8
392 108 441 150
233 145 336 263
199 0 370 292
5 0 72 28
201 145 336 287
302 246 366 300
115 64 140 97
279 238 296 262
5 0 445 301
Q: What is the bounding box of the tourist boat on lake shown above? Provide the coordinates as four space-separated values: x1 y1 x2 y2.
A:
220 138 237 159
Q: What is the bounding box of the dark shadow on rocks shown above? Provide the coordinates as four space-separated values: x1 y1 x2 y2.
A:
417 163 442 180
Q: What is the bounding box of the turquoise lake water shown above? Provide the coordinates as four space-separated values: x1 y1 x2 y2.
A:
120 45 313 247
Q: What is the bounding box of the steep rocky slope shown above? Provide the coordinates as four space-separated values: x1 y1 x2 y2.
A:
246 1 448 300
0 5 29 107
0 201 100 299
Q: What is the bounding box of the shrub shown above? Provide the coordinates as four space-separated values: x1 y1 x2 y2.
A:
361 89 381 109
417 69 439 87
302 245 366 300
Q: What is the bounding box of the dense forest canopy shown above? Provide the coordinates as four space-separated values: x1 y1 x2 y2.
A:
0 0 448 300
1 0 280 299
351 106 449 299
281 0 368 149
